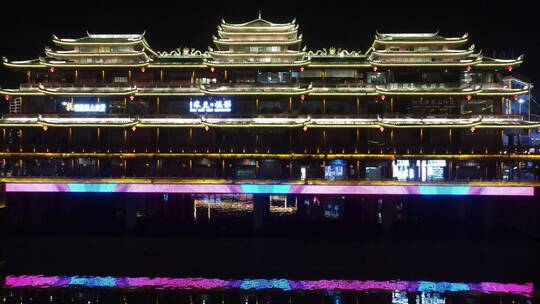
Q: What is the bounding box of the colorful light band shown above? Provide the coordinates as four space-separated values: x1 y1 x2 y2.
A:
3 275 533 297
4 183 535 196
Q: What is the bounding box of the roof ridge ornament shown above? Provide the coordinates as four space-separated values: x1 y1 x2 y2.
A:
258 10 262 19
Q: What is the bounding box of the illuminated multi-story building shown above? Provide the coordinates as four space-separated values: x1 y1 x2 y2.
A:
0 15 538 230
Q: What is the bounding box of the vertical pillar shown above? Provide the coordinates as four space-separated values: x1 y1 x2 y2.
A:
253 194 270 231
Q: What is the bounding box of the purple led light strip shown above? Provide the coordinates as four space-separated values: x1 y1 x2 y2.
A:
4 183 535 196
3 275 534 297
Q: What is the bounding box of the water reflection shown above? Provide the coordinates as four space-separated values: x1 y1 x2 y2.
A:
2 275 534 304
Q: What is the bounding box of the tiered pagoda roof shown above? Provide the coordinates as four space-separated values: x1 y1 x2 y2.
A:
206 13 307 67
0 19 527 99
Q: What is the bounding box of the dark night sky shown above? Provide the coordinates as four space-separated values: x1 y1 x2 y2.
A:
0 0 537 97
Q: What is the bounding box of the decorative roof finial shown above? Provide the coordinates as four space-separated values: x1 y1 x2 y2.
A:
258 10 262 19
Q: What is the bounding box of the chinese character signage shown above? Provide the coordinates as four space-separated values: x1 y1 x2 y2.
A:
190 98 232 113
62 101 106 113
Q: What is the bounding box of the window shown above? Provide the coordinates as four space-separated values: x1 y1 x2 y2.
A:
366 72 386 84
249 46 264 53
114 77 128 83
79 47 93 53
267 46 281 52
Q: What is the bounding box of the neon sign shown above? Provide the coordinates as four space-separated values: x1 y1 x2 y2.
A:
190 98 232 113
62 101 106 113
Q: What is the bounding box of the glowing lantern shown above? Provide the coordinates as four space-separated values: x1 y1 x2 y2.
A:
507 66 513 72
129 95 135 101
379 126 384 132
300 66 305 72
4 95 10 101
210 67 215 73
300 95 305 101
465 66 471 72
132 126 137 132
43 125 48 131
466 95 472 101
204 125 210 132
49 66 55 73
303 125 308 132
470 127 475 133
513 95 519 101
141 67 146 73
373 66 378 72
380 95 386 101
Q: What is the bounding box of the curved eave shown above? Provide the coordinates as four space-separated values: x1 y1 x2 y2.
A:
52 38 144 46
37 87 138 96
45 50 149 58
203 60 309 68
213 39 302 45
477 88 530 96
370 61 480 67
209 51 305 57
147 63 207 68
0 88 44 96
2 117 539 129
2 58 47 69
200 87 313 96
373 38 468 45
218 29 298 37
306 63 370 68
137 90 204 96
220 24 297 31
375 88 482 96
39 61 150 68
310 89 377 96
476 59 524 68
371 49 475 57
142 39 159 57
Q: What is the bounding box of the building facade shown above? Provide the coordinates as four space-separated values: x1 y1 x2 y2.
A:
0 16 538 230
